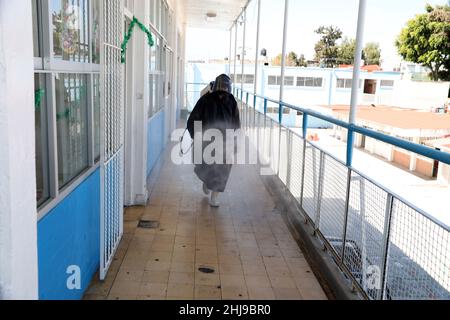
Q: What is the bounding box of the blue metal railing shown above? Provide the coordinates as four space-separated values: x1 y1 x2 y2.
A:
234 87 450 167
235 86 450 300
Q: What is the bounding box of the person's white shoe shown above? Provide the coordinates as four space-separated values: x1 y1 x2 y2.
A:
209 192 220 207
202 183 210 195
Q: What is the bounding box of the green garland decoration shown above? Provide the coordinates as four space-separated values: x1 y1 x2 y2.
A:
121 16 155 64
35 89 45 110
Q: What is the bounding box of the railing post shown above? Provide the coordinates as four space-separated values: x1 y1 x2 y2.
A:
346 127 355 167
302 113 308 139
286 130 292 191
300 140 307 210
263 98 267 163
379 194 394 300
277 104 283 175
300 113 308 209
341 169 353 264
315 151 325 232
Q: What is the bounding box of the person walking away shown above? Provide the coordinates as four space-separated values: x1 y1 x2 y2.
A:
187 74 241 207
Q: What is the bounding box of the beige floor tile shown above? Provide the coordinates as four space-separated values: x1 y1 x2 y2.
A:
273 288 303 300
220 274 245 287
169 272 195 285
109 280 140 296
195 273 221 287
242 263 267 276
195 285 222 300
145 259 171 272
170 261 195 273
115 269 144 282
247 286 276 300
167 283 194 299
148 251 173 262
196 253 219 265
218 254 241 265
107 294 137 300
142 270 169 284
172 251 196 263
139 282 167 297
137 295 166 300
245 275 271 288
221 286 249 300
219 263 244 276
269 276 297 289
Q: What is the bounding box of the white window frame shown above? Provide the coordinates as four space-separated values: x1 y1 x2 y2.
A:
34 0 101 220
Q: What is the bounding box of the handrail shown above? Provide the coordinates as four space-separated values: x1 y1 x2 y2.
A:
236 87 450 166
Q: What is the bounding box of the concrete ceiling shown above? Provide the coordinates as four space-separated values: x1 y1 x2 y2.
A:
183 0 248 29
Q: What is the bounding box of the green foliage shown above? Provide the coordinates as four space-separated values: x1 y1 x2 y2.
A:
314 25 343 67
396 4 450 81
271 51 307 67
364 42 382 65
334 38 381 66
337 38 356 65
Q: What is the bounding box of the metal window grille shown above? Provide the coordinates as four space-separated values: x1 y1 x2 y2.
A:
99 0 124 280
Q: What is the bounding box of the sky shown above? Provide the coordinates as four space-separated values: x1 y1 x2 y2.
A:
186 0 448 70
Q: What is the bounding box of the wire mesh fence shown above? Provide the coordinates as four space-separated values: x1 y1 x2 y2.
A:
235 89 450 300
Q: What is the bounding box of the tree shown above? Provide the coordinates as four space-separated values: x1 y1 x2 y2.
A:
337 38 356 65
396 4 450 81
271 51 308 67
336 39 382 66
364 42 381 66
314 25 343 67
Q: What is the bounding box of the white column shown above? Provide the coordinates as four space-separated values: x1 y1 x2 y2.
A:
279 0 289 101
349 0 367 124
126 0 150 205
0 0 38 299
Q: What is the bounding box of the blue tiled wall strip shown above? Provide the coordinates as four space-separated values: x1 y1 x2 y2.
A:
147 110 166 176
38 169 101 300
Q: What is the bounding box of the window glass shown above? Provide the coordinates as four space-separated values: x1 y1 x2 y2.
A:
55 73 89 188
52 0 89 62
32 0 41 58
285 76 294 86
35 74 50 206
150 33 157 70
92 0 101 64
380 80 394 87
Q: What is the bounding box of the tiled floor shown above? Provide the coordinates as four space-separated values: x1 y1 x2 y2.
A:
85 149 328 300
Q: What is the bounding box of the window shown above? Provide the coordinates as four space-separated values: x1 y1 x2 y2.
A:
35 74 50 206
268 76 281 85
92 0 101 64
32 0 41 58
234 74 254 84
284 76 294 86
55 74 89 188
52 0 90 62
380 80 394 88
93 75 101 160
296 77 323 88
336 78 362 89
33 0 101 210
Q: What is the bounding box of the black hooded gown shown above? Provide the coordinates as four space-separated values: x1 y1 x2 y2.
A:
187 91 241 192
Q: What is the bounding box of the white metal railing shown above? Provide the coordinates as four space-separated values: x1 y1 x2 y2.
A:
237 92 450 300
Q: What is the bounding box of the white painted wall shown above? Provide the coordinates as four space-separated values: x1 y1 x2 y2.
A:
391 80 450 110
0 0 38 299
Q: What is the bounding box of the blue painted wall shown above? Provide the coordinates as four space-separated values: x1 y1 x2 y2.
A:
38 169 101 300
147 110 166 176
